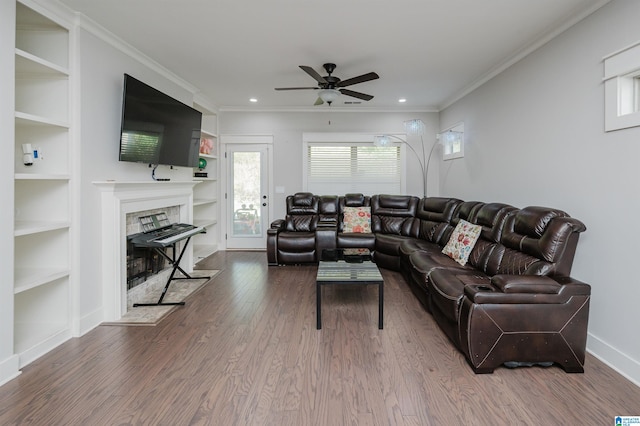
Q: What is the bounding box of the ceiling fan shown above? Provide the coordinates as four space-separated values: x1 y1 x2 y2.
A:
275 63 379 105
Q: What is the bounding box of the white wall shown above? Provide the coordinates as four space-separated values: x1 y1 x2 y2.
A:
220 111 438 221
74 27 200 330
439 0 640 385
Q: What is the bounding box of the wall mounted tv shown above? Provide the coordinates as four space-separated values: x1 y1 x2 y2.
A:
119 74 202 168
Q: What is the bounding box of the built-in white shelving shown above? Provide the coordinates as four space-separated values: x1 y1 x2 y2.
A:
192 113 219 261
12 1 73 367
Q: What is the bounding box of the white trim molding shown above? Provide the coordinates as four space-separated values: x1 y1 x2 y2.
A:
603 39 640 131
92 181 198 322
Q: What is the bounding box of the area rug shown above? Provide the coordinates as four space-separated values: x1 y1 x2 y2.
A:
103 269 220 326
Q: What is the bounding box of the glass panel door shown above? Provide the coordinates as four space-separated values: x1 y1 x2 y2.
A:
226 144 268 249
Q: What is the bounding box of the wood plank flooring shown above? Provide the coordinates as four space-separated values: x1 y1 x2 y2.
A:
1 250 639 425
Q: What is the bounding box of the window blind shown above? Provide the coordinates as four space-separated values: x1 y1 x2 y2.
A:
306 143 401 195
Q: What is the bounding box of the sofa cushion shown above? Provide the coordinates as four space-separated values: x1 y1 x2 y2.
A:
336 232 376 249
287 192 319 213
343 206 371 233
442 219 482 266
278 231 316 251
285 215 318 232
415 197 462 223
376 233 413 255
494 206 587 276
407 250 471 292
430 269 490 322
399 238 442 258
342 193 370 207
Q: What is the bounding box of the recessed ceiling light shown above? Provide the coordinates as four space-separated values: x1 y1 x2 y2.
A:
249 98 258 103
398 98 407 103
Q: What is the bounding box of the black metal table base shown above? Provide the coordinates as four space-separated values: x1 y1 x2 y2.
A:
316 261 384 330
316 281 383 329
132 236 210 307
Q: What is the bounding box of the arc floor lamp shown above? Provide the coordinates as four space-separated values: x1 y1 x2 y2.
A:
373 119 437 197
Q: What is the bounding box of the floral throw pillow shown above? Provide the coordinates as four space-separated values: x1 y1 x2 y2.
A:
441 219 482 266
343 206 372 233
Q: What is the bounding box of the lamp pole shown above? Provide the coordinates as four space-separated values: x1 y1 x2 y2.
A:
374 134 436 198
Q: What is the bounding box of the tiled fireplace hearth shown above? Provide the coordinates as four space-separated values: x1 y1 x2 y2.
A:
93 181 199 321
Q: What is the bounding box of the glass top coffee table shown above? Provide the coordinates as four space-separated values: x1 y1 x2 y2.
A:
316 249 383 329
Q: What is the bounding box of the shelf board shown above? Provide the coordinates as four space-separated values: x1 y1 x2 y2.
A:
193 176 217 181
200 130 218 138
15 111 69 128
193 219 217 228
15 173 70 180
193 198 217 207
15 220 70 236
198 153 218 159
15 48 69 76
14 267 70 294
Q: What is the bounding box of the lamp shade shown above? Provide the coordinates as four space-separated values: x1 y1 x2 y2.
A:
373 135 392 147
319 89 340 104
404 119 425 136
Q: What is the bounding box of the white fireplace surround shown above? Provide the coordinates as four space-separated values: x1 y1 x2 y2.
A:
93 181 200 321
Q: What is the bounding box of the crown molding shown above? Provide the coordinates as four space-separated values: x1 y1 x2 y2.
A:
218 105 439 114
66 7 200 96
438 0 612 111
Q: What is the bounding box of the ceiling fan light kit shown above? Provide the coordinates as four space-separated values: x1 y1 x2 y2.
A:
318 89 340 104
275 63 379 106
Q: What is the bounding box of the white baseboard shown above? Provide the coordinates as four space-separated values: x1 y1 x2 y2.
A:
0 354 20 387
587 332 640 388
76 306 104 337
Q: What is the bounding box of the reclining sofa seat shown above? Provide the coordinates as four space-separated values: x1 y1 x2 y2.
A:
371 194 420 270
428 206 589 373
267 193 340 265
396 197 470 304
336 193 375 250
423 203 517 341
267 193 320 265
398 197 465 263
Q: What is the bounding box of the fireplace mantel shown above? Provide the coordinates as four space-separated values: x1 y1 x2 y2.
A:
93 180 200 321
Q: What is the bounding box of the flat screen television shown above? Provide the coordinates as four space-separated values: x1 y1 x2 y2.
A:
119 74 202 168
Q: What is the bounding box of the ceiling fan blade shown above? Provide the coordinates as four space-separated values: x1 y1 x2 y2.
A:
300 65 328 84
339 88 374 101
274 87 318 91
314 97 324 106
337 72 379 87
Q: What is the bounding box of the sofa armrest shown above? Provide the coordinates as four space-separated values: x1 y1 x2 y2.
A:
316 226 338 256
318 217 338 228
490 274 560 294
464 275 590 304
269 219 285 230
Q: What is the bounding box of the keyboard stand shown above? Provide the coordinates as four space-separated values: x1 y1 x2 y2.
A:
133 235 211 307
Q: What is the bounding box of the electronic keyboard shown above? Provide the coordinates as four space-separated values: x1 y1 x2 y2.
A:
130 223 205 248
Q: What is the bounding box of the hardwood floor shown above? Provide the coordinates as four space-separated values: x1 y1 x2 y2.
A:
1 250 639 425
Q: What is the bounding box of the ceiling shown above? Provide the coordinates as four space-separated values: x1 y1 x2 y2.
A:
58 0 609 112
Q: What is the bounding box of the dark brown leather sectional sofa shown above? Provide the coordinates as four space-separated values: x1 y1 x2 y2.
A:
267 193 590 374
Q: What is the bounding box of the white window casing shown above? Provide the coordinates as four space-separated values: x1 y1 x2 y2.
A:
440 122 464 161
303 133 405 195
603 40 640 132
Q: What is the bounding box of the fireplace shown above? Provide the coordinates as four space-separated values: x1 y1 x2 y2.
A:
125 206 179 290
94 181 199 321
126 241 167 290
